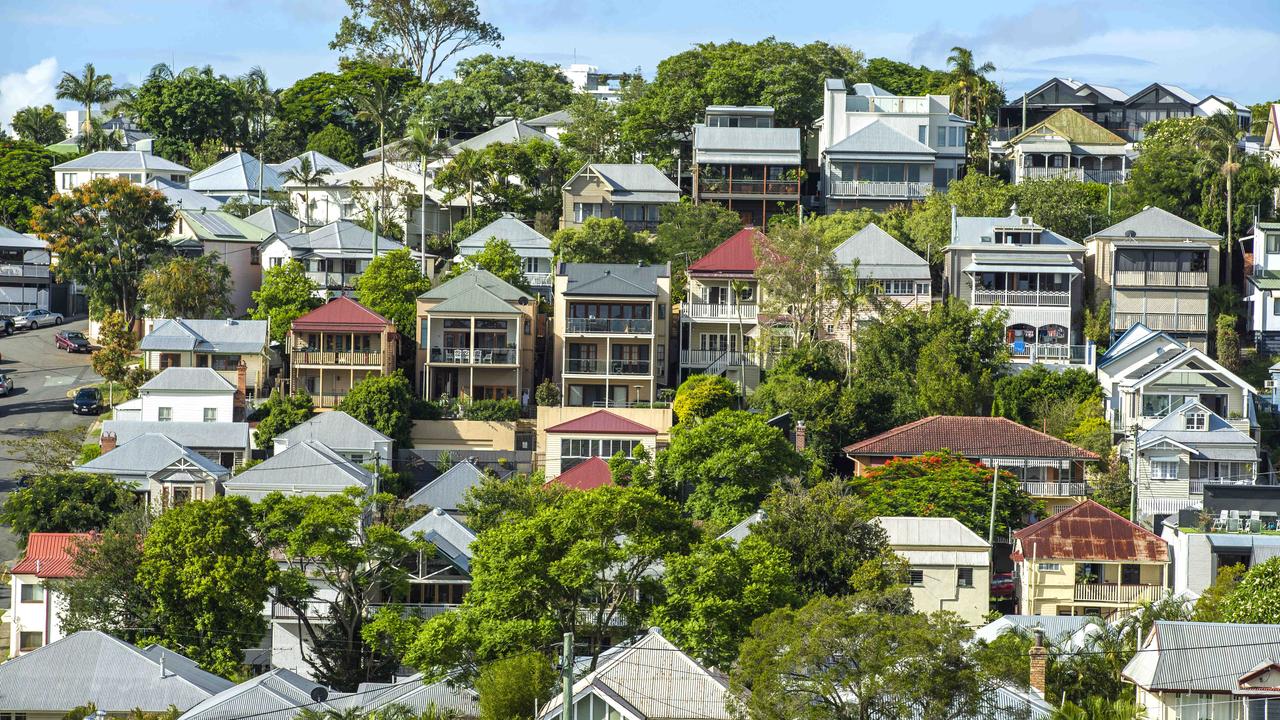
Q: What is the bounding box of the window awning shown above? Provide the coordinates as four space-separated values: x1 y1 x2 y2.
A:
963 260 1082 275
1193 446 1259 462
1207 534 1255 549
1018 139 1072 154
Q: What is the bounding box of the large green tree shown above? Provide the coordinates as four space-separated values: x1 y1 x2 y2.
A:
1117 118 1204 224
133 65 241 159
306 124 360 167
992 365 1102 430
331 0 502 82
415 54 573 136
559 94 629 164
250 260 323 344
139 254 233 319
0 139 57 232
273 61 420 157
252 389 315 447
1219 556 1280 624
550 217 651 264
475 652 557 720
0 472 135 544
671 374 738 423
51 508 156 645
904 172 1014 263
445 238 529 291
10 105 67 145
336 371 415 447
751 373 900 467
1012 177 1110 241
355 247 432 340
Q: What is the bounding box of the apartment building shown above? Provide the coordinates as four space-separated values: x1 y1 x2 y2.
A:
680 228 764 388
0 226 54 315
287 297 399 408
692 106 802 228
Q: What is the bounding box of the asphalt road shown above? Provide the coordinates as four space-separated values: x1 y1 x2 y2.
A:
0 318 101 562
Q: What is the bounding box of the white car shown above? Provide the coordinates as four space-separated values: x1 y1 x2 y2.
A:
0 373 13 396
12 308 63 330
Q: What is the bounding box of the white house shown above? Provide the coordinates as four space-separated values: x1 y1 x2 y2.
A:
127 367 239 423
303 160 458 240
272 410 392 465
76 433 230 511
51 150 190 192
877 516 991 626
257 220 409 297
455 213 554 289
1246 222 1280 351
8 533 90 656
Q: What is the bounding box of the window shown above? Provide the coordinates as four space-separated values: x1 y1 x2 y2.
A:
1141 393 1175 418
657 304 665 320
909 569 925 586
18 632 42 652
1184 411 1206 431
203 408 218 423
159 353 182 369
1152 460 1179 480
0 712 29 720
657 344 665 364
158 407 173 422
1037 562 1062 572
918 125 927 143
937 127 947 146
211 354 242 371
60 173 74 189
1268 234 1280 254
957 567 974 588
250 247 261 266
916 282 930 296
19 583 44 603
560 438 642 469
574 203 604 222
1274 297 1280 317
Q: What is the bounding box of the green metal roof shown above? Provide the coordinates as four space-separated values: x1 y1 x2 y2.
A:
1010 108 1127 146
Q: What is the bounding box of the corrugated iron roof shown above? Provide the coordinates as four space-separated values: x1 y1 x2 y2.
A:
1014 499 1169 562
291 297 393 332
406 460 486 512
552 457 614 491
843 416 1099 460
546 411 658 435
1089 206 1221 241
12 532 92 578
1123 621 1280 693
688 228 760 274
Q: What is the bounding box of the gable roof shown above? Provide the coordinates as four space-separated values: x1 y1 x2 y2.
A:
457 214 553 256
333 675 479 718
450 119 557 154
79 433 230 479
177 668 329 720
973 615 1102 650
421 267 528 303
401 507 477 571
950 213 1084 250
145 177 222 211
0 630 233 712
180 210 274 243
552 456 613 491
224 440 373 499
831 223 930 279
1010 108 1127 146
546 410 658 435
101 420 250 450
1075 82 1130 103
1123 621 1280 693
843 416 1099 460
276 220 405 256
243 207 300 235
52 150 190 173
1126 82 1199 106
877 516 989 549
826 118 937 160
188 151 283 193
717 509 764 543
140 318 269 354
140 367 236 394
1088 206 1221 241
1138 401 1257 461
560 262 669 297
269 150 353 178
1014 499 1168 562
526 109 571 128
688 228 760 275
291 297 394 332
580 163 680 202
12 532 92 578
406 460 486 512
274 410 391 452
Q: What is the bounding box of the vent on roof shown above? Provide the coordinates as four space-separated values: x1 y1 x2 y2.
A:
1126 230 1137 238
310 687 328 702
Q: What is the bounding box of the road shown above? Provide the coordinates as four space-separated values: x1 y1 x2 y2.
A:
0 318 101 562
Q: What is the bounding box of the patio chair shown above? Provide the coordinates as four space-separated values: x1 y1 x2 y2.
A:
1214 509 1228 532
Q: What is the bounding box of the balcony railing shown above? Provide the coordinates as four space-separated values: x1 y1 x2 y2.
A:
524 272 552 287
565 358 651 376
827 180 932 199
292 350 384 366
428 347 516 365
1113 270 1208 288
1021 481 1088 497
974 289 1070 307
1021 167 1129 184
620 219 659 232
305 271 356 288
699 179 801 196
684 303 758 321
565 318 653 334
1008 343 1092 365
1073 583 1164 604
681 349 755 367
1114 312 1207 333
0 264 51 278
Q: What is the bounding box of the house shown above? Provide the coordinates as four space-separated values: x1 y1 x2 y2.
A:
398 507 476 614
272 410 392 465
187 151 284 203
287 297 399 407
268 150 353 178
406 459 486 512
51 150 190 191
50 112 152 153
170 209 271 316
560 163 681 231
243 207 301 235
1012 500 1170 618
818 80 971 209
1161 519 1280 599
101 419 250 471
8 533 91 656
525 108 571 139
258 220 407 297
877 516 990 625
945 210 1088 363
0 631 233 720
843 416 1100 516
0 225 54 315
140 318 270 395
122 367 239 423
336 675 479 719
829 223 933 321
543 410 658 477
455 215 554 290
1123 621 1280 719
77 433 230 510
552 262 673 406
680 228 764 388
1085 206 1221 350
223 439 373 500
315 160 463 239
537 628 730 720
973 615 1102 652
993 108 1129 184
145 177 223 211
1245 222 1280 350
692 105 802 228
549 455 614 491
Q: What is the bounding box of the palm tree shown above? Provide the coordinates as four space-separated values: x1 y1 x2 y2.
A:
824 261 881 388
354 76 404 254
55 63 125 135
946 47 996 121
284 156 333 228
440 147 483 221
10 105 67 145
729 278 753 402
235 66 277 153
392 119 452 270
1195 111 1246 281
77 117 126 153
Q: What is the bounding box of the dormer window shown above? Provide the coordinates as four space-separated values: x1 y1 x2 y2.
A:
1185 412 1206 431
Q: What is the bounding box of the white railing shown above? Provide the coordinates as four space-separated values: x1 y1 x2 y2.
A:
1008 343 1092 365
681 349 753 367
684 303 758 321
565 318 653 334
1114 312 1207 332
974 289 1070 307
524 272 552 287
1113 270 1207 288
1073 583 1164 604
1021 481 1088 497
828 180 932 199
0 264 50 278
1021 167 1129 184
564 358 651 376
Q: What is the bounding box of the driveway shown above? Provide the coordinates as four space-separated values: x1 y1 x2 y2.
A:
0 318 101 562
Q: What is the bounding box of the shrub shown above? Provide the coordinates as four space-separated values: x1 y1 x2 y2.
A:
672 374 737 423
535 380 561 406
464 398 520 421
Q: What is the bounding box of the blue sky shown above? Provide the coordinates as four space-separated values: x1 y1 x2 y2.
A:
3 0 1279 130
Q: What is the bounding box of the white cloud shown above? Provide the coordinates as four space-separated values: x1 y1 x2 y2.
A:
0 57 59 135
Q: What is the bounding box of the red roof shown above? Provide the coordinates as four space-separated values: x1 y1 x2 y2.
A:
552 457 614 491
12 532 92 578
546 410 658 435
842 416 1099 461
1013 500 1169 562
688 228 762 275
291 296 394 332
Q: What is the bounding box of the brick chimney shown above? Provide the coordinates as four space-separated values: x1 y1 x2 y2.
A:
234 361 248 420
794 421 807 452
100 431 117 453
1029 628 1048 698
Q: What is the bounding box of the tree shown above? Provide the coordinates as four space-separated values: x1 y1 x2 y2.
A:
283 155 334 227
946 46 995 121
435 139 578 221
337 371 415 447
391 119 451 260
850 451 1039 540
0 472 135 544
652 535 798 667
1090 452 1133 519
1219 556 1280 624
731 596 992 720
457 469 562 536
654 410 807 528
331 0 503 82
56 62 125 134
32 178 174 322
132 66 241 157
559 94 628 164
137 496 274 677
672 374 737 423
904 173 1014 263
653 200 743 298
1011 178 1109 240
864 57 951 97
551 217 650 264
445 238 528 291
92 310 137 396
232 65 278 156
1195 111 1246 279
755 224 835 345
751 374 896 468
436 146 483 220
991 365 1102 430
1118 118 1204 224
2 427 87 475
253 389 315 447
415 54 573 136
826 262 879 385
52 508 156 644
1193 563 1246 622
356 248 432 340
533 380 561 408
139 254 233 319
306 124 360 167
10 104 66 145
251 260 323 344
1216 312 1241 371
1050 698 1145 720
0 139 57 232
475 652 557 720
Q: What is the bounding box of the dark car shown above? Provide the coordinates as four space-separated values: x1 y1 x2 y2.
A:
991 571 1016 598
72 387 101 415
54 330 91 353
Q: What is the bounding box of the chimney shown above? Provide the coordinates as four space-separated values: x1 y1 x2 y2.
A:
950 204 958 245
234 361 248 419
794 421 807 452
159 651 167 678
100 431 117 453
1028 628 1048 698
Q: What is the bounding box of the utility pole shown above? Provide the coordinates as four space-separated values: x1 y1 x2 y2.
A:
1129 424 1139 520
561 632 574 720
372 201 380 261
987 461 999 558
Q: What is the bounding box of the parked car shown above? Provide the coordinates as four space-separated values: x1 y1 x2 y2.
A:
12 308 63 330
0 373 13 396
72 386 101 415
0 316 13 335
54 330 91 353
990 572 1016 597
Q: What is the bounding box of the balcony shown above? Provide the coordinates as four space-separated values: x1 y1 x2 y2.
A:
429 347 517 365
827 180 932 200
974 289 1070 307
565 318 653 335
305 271 357 288
620 219 659 232
699 178 801 196
684 303 758 321
1114 312 1207 333
0 264 51 279
681 349 752 366
1113 270 1208 288
1021 481 1088 497
524 271 552 287
1073 583 1164 604
1008 343 1092 365
1021 166 1129 184
292 350 384 366
565 358 651 376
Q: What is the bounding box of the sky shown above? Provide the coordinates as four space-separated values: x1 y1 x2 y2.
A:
3 0 1280 132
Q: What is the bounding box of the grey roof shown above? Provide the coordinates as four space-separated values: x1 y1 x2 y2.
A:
401 508 477 571
1089 206 1221 241
694 125 802 165
146 178 223 211
1078 83 1130 103
877 516 989 548
276 220 404 256
831 223 930 279
526 109 571 127
406 460 485 512
334 675 478 718
584 164 680 200
79 433 230 480
1139 401 1257 460
102 420 250 450
188 152 284 194
421 268 529 311
243 207 300 234
177 668 327 720
826 119 937 159
450 120 557 154
274 411 391 452
140 367 236 393
457 214 553 256
224 440 372 500
269 150 353 178
561 262 668 297
0 226 46 249
851 82 895 97
140 318 269 354
717 510 763 543
973 615 1102 649
431 283 524 314
951 213 1085 250
1123 621 1280 692
0 630 233 713
52 150 190 173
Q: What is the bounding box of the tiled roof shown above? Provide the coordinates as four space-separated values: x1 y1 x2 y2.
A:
291 297 393 332
1013 499 1169 562
12 532 92 578
546 410 658 435
842 416 1099 460
688 228 759 274
552 456 613 490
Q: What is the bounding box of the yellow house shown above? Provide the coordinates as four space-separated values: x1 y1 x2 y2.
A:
1013 499 1170 618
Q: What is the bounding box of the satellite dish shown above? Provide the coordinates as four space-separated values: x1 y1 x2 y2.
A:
1125 230 1137 238
310 687 329 703
518 296 529 305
